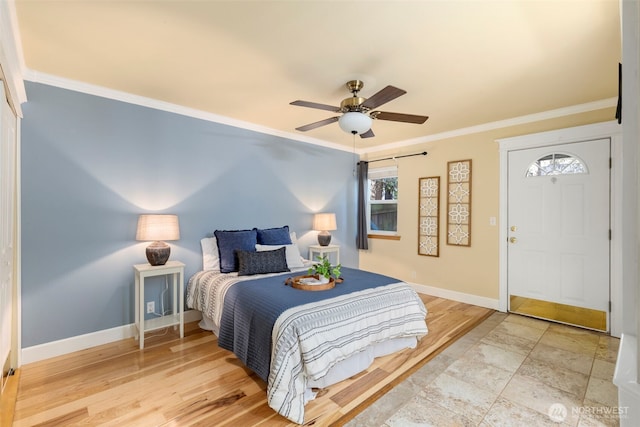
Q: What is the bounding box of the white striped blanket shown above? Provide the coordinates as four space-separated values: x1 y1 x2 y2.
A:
268 281 428 423
186 270 428 424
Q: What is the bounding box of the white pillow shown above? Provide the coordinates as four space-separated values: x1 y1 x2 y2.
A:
290 231 298 243
255 243 305 268
201 237 220 271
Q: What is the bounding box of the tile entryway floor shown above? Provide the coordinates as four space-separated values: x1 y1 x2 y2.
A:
346 312 621 426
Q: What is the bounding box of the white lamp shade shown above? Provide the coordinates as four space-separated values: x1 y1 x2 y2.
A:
136 214 180 241
313 213 337 231
338 112 372 135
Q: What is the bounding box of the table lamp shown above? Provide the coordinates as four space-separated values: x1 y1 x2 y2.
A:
136 214 180 265
313 213 337 246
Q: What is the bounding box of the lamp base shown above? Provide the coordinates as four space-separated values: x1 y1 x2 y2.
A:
317 231 332 247
146 241 170 266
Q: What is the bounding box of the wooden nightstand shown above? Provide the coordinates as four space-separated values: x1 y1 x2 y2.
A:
133 260 184 349
308 244 340 265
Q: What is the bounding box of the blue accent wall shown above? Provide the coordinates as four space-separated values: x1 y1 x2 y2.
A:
21 82 357 347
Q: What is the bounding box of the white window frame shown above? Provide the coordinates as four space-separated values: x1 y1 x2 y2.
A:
367 166 399 236
525 152 588 177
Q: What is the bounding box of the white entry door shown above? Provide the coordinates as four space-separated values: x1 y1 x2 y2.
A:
507 139 610 330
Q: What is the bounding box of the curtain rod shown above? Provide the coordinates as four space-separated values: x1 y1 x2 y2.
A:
358 151 427 164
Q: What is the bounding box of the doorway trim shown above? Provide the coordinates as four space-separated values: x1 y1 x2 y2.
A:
497 120 623 337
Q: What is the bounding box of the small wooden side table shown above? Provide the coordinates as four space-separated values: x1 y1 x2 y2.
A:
308 244 340 265
133 260 184 349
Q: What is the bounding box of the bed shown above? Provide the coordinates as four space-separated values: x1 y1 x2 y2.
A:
186 227 428 424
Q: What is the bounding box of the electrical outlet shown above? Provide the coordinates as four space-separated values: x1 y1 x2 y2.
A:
146 301 155 314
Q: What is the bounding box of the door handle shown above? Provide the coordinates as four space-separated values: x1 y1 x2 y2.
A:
509 237 517 244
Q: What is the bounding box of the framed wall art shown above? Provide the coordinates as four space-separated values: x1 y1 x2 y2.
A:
447 159 472 246
418 176 439 256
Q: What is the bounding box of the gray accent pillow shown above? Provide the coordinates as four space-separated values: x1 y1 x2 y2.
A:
237 247 290 276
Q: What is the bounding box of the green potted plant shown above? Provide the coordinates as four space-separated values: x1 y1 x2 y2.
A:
308 255 341 283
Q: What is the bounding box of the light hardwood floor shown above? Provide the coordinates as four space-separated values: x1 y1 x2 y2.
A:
8 295 492 426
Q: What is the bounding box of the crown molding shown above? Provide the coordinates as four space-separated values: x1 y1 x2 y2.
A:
361 97 618 155
23 69 358 154
23 68 615 157
0 0 27 116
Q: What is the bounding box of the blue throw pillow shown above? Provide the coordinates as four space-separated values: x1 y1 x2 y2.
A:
237 247 289 276
214 229 258 273
256 225 292 245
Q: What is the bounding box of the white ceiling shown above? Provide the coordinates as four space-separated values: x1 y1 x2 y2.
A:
14 0 620 150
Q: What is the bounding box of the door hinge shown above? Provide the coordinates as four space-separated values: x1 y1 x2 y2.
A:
609 229 612 240
609 157 612 169
609 301 612 312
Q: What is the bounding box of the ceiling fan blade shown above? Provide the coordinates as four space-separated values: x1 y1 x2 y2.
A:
360 129 375 138
361 86 407 110
290 100 340 112
295 116 339 132
373 111 429 124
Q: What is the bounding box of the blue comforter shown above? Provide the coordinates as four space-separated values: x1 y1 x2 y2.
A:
217 267 397 382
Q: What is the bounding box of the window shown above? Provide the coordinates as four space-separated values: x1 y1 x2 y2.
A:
526 153 587 177
368 167 398 234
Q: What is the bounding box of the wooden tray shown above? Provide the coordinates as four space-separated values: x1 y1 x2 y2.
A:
286 274 335 291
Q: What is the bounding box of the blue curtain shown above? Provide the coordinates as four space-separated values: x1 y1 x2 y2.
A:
356 161 369 250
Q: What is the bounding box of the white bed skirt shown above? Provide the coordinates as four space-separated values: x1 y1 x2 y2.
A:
198 313 417 392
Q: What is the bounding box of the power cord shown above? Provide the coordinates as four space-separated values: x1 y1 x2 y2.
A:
150 276 173 317
144 327 170 340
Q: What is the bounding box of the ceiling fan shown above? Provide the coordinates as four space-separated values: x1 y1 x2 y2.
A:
290 80 429 138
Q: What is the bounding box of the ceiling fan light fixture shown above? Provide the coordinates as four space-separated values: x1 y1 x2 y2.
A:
338 111 372 135
292 81 427 137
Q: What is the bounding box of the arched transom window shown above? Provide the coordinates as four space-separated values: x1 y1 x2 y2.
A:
526 153 588 177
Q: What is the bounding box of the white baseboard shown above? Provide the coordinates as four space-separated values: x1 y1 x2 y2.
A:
411 282 501 311
21 287 495 366
21 310 202 365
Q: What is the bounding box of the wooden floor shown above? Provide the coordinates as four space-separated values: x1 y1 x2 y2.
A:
9 295 492 426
